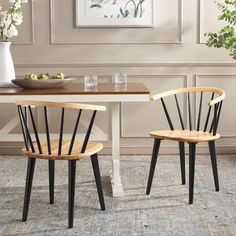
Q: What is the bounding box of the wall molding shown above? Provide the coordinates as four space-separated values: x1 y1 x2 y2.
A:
49 0 183 45
14 59 236 68
177 0 183 43
197 0 204 44
196 74 236 78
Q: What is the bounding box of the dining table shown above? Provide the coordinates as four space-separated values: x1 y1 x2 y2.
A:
0 82 150 197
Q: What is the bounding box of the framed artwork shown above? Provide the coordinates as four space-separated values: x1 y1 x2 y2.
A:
76 0 155 27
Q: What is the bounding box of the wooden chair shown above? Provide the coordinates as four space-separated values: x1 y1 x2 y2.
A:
146 87 225 204
16 100 106 228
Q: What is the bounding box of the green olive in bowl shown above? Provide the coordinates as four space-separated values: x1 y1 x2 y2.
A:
25 73 38 80
51 73 65 80
38 73 50 80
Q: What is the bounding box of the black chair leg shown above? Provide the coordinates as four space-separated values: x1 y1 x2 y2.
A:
48 160 55 204
146 139 161 195
22 157 36 222
208 141 219 192
68 160 76 229
179 141 186 185
189 143 196 204
91 154 105 211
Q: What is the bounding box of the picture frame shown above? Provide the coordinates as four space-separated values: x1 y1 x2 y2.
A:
76 0 155 28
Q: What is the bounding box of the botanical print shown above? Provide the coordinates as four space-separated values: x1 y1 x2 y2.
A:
89 0 146 18
76 0 153 27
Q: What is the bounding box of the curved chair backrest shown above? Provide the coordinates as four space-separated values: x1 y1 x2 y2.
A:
151 87 225 135
16 100 106 155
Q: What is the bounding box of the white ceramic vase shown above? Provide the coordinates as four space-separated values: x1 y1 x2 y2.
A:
0 42 16 87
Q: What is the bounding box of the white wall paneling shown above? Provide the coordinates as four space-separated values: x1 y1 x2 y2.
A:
1 0 236 154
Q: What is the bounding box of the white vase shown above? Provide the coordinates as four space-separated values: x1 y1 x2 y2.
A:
0 42 16 87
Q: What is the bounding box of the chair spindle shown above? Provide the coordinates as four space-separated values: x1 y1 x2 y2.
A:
68 109 82 155
24 106 27 125
58 108 65 155
81 110 97 153
216 101 223 132
213 104 219 135
174 94 185 130
160 98 174 130
188 93 192 131
44 107 51 155
24 107 30 149
24 107 30 147
197 92 203 131
204 93 215 132
17 106 29 151
29 106 42 154
18 106 35 153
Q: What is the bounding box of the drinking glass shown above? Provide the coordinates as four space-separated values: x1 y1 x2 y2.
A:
112 72 127 86
84 75 98 89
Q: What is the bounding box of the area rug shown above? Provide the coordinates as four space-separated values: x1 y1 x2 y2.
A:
0 154 235 236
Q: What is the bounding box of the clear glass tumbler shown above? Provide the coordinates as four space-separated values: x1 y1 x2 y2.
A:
84 75 98 89
112 72 127 86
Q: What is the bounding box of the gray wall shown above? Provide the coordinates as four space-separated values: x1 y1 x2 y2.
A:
2 0 236 154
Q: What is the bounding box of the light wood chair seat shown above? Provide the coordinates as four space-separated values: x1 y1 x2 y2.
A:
149 130 220 143
22 140 103 160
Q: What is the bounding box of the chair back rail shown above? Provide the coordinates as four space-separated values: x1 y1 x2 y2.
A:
16 100 106 156
151 87 225 135
151 87 225 106
16 100 106 111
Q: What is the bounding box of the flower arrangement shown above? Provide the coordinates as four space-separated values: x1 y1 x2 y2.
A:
205 0 236 60
0 0 27 42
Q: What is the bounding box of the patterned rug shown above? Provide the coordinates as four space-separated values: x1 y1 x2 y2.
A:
0 154 235 236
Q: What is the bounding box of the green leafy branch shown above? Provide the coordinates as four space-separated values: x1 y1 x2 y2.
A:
205 0 236 60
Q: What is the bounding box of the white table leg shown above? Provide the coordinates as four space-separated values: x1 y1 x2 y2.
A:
110 102 124 197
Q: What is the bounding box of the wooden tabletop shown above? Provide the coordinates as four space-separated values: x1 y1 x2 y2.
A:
0 83 149 95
